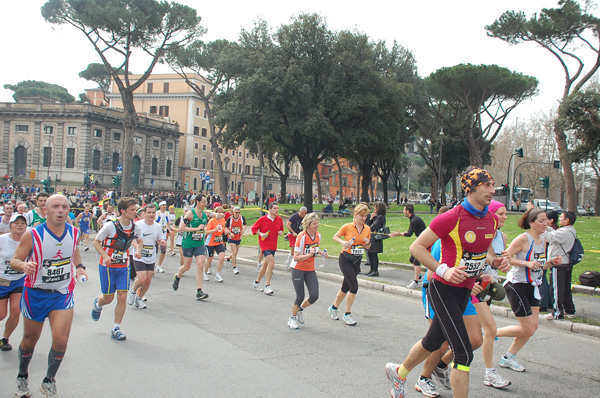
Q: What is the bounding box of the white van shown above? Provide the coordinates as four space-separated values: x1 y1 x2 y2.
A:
532 199 556 211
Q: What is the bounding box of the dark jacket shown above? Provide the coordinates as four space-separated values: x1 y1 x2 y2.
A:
366 214 386 254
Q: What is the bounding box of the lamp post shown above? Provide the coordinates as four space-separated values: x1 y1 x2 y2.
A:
506 147 523 209
438 127 444 204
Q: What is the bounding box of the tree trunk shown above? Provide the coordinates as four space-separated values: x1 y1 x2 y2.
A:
205 102 227 201
360 167 371 203
302 164 317 213
554 124 578 210
120 90 137 197
334 157 344 201
315 166 323 204
279 164 289 204
381 173 389 205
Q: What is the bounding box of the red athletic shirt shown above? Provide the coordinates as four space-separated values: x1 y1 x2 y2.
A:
251 214 284 251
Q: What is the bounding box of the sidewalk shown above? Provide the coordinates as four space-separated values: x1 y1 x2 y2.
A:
234 245 600 338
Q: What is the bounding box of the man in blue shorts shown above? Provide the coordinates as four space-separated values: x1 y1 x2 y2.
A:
11 194 88 397
75 205 92 251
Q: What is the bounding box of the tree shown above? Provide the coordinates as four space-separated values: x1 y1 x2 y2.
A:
425 64 538 167
4 80 75 103
79 63 131 104
486 0 600 210
42 0 203 196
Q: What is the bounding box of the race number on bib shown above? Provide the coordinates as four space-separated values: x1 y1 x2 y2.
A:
141 245 154 257
111 250 127 265
3 261 22 275
351 245 364 256
214 236 223 243
232 227 241 234
460 251 487 278
303 243 319 257
192 232 204 241
42 257 71 283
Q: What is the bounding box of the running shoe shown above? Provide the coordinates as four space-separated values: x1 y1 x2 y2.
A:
328 305 339 320
225 259 231 268
565 313 576 319
172 274 180 291
40 379 58 397
406 280 421 289
156 265 165 273
215 274 224 283
253 282 263 292
233 267 240 275
415 377 440 397
127 288 135 305
342 313 357 326
499 355 525 372
296 310 305 324
264 285 274 295
545 313 563 320
91 298 102 321
84 246 89 251
0 337 12 351
111 327 126 341
134 296 147 309
196 289 209 300
170 251 176 256
206 267 212 275
385 363 407 398
483 369 511 388
285 256 292 270
432 366 451 390
288 315 299 329
15 376 29 398
203 273 209 281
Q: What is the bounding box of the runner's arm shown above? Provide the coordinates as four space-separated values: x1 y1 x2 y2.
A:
10 232 35 274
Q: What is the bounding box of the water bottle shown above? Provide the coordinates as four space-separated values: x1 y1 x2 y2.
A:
320 249 327 268
78 274 87 282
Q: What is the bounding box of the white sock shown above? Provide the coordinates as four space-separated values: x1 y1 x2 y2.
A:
113 323 120 330
485 367 495 374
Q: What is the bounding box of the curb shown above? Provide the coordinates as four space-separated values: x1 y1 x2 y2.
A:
237 247 600 339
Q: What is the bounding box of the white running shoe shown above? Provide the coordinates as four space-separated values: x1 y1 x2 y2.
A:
406 279 421 289
170 251 176 256
15 376 30 398
134 296 147 309
285 255 292 270
483 368 511 388
432 366 451 390
206 267 212 275
225 259 231 268
156 265 165 273
288 315 299 329
385 363 408 398
342 313 357 326
253 282 263 292
415 377 440 397
203 273 209 281
264 285 274 295
127 288 135 305
215 274 223 283
40 379 58 398
296 310 304 324
499 355 526 372
233 267 240 275
328 305 339 320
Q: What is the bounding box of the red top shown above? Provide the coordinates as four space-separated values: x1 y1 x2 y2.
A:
251 214 284 251
429 205 498 289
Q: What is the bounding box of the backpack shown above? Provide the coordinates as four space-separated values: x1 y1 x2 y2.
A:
579 271 600 288
560 230 584 266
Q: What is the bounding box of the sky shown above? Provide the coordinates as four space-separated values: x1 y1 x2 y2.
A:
0 0 590 125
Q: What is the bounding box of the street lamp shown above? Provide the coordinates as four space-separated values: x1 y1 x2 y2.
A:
506 147 524 209
438 127 444 204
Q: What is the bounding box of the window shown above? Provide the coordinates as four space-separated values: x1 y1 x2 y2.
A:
44 126 54 135
225 149 228 155
93 128 102 138
112 152 119 172
147 83 153 93
246 153 249 158
92 150 101 170
194 126 199 136
232 163 236 173
238 152 241 157
196 107 199 116
202 144 207 151
134 136 143 144
210 159 214 170
153 139 159 148
163 82 169 93
239 164 242 174
194 143 199 150
201 128 207 137
167 142 173 150
43 147 52 167
245 165 250 174
159 106 169 117
149 106 157 114
67 126 77 135
166 159 172 177
203 108 207 118
113 132 121 141
194 157 199 168
202 158 206 169
252 154 255 160
232 150 236 157
151 158 158 176
66 148 75 169
16 124 29 133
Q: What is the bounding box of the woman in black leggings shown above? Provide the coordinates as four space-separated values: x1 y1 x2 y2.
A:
365 201 386 276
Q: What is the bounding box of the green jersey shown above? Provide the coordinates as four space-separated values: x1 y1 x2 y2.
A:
181 208 208 248
29 209 46 227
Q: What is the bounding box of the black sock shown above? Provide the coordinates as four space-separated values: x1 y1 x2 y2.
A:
18 373 28 379
420 375 428 380
344 312 351 315
437 360 448 369
197 288 202 292
43 377 52 383
331 305 338 310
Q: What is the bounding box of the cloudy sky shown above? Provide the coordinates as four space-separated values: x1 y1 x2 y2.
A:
0 0 590 124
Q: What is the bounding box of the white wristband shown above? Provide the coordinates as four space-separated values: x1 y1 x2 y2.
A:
435 263 450 279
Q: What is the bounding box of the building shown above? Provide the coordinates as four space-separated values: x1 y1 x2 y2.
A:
84 88 108 107
108 73 305 197
0 98 181 191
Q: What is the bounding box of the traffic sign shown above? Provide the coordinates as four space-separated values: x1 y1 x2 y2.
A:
205 175 210 181
200 172 205 179
117 164 122 173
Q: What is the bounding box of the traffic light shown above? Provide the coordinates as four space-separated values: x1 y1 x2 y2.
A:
553 160 561 169
515 148 524 158
112 175 121 186
539 176 549 189
502 184 509 194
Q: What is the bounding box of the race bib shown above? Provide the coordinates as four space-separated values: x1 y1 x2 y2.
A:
214 236 223 243
232 227 241 234
3 261 22 275
303 243 319 257
111 250 127 265
531 253 546 280
460 251 487 278
351 245 364 256
42 257 71 283
141 245 154 257
192 232 204 241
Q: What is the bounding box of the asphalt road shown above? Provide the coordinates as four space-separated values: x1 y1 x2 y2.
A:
1 245 599 397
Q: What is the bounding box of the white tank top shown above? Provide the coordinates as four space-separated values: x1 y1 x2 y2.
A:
507 232 546 284
0 234 24 281
25 223 79 294
491 230 505 256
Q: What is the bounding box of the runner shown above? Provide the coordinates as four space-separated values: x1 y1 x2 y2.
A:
225 206 246 275
171 206 189 271
398 204 427 289
97 204 117 229
154 201 170 273
11 194 87 398
287 212 325 329
0 214 28 352
91 197 143 341
167 205 177 255
496 208 562 372
0 202 14 234
127 205 165 309
327 203 372 326
24 192 49 227
172 195 210 301
203 206 227 283
385 166 506 398
285 206 307 271
75 205 92 251
251 202 284 295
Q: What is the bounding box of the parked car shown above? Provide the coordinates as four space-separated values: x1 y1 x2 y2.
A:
550 202 563 214
533 199 557 211
589 207 596 216
576 206 587 216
